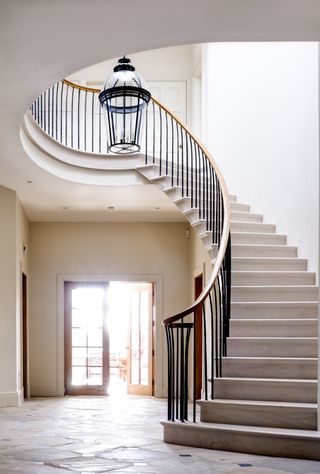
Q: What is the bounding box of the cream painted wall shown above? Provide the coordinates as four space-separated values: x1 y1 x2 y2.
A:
29 221 190 398
0 186 30 406
68 44 202 128
0 187 17 403
68 44 199 84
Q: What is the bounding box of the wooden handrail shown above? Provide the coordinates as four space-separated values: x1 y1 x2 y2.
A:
60 78 231 325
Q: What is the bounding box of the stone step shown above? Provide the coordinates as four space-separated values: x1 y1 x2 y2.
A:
232 257 308 271
229 194 237 202
230 202 250 212
231 211 263 222
147 174 173 189
191 219 208 234
198 399 317 430
232 271 316 286
222 357 318 379
213 377 317 403
231 232 286 245
231 285 318 301
174 197 246 213
231 301 318 319
231 221 276 233
227 337 318 357
162 421 320 461
232 244 297 258
229 319 318 337
182 208 203 224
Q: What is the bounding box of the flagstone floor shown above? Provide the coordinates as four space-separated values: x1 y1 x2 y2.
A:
0 394 319 473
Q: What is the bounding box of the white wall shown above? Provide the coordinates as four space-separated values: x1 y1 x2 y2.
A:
203 42 319 273
29 221 190 398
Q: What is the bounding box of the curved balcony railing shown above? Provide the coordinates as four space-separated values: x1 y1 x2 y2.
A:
30 80 231 423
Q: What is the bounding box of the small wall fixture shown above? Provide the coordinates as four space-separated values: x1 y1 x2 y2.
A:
99 57 151 154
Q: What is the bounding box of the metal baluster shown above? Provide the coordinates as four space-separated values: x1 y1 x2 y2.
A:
64 84 68 146
165 111 168 175
145 103 148 165
84 90 87 152
185 130 189 197
91 91 94 153
152 100 155 164
99 94 102 154
176 122 180 187
171 115 174 187
55 82 59 141
71 86 74 148
159 106 162 175
209 292 215 399
202 302 208 400
51 85 54 138
193 310 197 422
77 88 80 150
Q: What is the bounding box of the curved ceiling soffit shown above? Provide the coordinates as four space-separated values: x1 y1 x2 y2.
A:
1 0 320 112
21 112 149 186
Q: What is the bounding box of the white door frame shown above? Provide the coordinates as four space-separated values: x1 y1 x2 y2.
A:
57 273 164 397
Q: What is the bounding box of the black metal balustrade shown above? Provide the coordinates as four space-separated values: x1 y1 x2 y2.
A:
30 79 231 423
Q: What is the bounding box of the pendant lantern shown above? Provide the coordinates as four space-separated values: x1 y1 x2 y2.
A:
99 57 151 154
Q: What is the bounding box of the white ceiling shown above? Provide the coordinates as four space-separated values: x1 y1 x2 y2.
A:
1 0 320 222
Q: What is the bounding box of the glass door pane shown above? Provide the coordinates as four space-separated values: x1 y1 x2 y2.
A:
64 282 109 395
127 283 153 395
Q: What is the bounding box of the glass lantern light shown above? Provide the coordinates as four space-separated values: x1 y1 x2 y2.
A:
98 57 151 154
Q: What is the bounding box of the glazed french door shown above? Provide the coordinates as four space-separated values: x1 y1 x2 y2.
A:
127 283 153 395
64 282 109 395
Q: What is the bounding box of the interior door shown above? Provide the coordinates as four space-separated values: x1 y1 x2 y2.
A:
127 283 153 395
64 282 109 395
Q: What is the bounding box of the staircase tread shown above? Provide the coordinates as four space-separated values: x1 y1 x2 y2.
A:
231 232 284 236
230 318 318 322
215 377 317 382
228 336 318 340
161 421 320 438
222 356 318 361
232 301 317 304
232 257 307 262
231 284 318 288
232 270 313 274
232 243 294 246
198 399 317 408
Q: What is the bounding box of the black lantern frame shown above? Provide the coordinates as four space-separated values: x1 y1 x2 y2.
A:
99 58 151 154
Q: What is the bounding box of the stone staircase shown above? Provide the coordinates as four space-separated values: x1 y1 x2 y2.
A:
157 191 319 460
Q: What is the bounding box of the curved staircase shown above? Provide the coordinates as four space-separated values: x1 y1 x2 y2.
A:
162 193 319 460
28 79 319 460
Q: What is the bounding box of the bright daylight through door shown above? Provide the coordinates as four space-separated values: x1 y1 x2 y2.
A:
64 281 153 396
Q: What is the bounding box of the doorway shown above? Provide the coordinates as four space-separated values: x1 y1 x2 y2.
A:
64 281 154 396
108 282 154 396
22 272 28 399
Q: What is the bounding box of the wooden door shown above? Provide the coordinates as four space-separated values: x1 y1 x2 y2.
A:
22 273 28 399
64 282 109 395
127 283 153 395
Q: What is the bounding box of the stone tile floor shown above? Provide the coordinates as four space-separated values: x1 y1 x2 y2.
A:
0 394 319 473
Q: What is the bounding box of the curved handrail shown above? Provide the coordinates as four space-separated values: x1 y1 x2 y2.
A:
60 79 231 324
29 79 232 422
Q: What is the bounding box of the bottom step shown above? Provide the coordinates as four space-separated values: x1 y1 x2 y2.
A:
198 399 317 430
162 421 320 460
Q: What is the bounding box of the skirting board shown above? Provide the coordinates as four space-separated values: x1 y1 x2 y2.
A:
0 390 23 407
30 385 64 397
